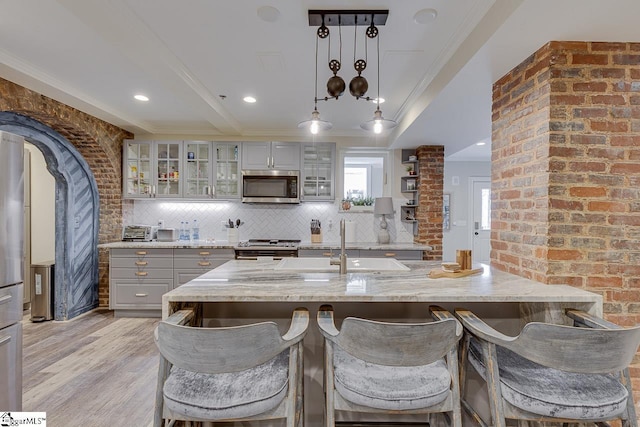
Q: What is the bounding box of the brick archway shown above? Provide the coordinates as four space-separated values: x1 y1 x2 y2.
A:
1 112 102 319
1 77 132 312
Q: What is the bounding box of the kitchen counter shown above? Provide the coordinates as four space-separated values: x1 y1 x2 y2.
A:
98 240 432 250
163 259 601 319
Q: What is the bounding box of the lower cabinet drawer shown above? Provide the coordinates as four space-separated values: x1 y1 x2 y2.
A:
360 250 423 260
112 281 171 307
299 249 359 258
110 268 173 280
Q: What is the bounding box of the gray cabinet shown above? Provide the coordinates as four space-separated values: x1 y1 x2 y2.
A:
109 248 173 315
242 142 300 170
301 142 335 200
123 140 182 199
124 140 241 200
214 142 241 199
173 248 235 287
109 248 235 316
299 248 422 260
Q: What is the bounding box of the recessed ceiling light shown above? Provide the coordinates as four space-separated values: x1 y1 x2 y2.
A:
243 96 257 103
476 141 486 146
373 97 385 104
414 8 438 25
134 94 149 102
257 6 280 22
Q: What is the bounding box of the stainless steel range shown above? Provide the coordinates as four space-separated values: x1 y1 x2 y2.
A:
235 239 300 259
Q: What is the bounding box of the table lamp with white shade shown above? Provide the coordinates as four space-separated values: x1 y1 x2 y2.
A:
373 197 394 244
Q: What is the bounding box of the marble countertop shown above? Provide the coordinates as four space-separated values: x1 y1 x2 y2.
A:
163 260 601 317
98 240 431 250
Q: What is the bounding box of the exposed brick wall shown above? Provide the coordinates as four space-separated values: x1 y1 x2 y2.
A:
415 145 444 260
491 43 553 282
492 41 640 397
0 77 132 307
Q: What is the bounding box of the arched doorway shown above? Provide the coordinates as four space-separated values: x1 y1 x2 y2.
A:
0 112 99 320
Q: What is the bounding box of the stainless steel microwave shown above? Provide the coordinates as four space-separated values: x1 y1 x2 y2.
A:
242 170 300 203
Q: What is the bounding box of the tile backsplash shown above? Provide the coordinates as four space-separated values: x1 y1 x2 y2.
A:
127 200 415 243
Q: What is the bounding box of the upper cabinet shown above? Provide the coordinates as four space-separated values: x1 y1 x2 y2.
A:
183 141 213 199
214 142 241 198
242 142 300 170
123 140 240 200
301 142 335 201
124 140 182 198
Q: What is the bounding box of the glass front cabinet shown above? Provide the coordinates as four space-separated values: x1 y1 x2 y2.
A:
123 140 240 200
124 141 153 197
301 142 335 201
183 141 213 199
155 141 182 198
214 143 241 199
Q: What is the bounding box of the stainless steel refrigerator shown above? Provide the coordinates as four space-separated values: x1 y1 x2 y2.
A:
0 130 24 411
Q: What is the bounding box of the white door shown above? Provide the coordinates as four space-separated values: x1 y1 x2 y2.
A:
470 178 491 264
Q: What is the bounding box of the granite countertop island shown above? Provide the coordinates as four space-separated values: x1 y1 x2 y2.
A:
163 259 601 319
160 259 602 426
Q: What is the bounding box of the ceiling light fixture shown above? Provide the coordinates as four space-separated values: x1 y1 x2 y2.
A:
360 24 397 134
300 10 391 135
134 94 149 101
243 96 257 103
413 8 438 25
298 20 333 135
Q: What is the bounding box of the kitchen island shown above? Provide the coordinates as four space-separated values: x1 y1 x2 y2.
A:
161 259 602 426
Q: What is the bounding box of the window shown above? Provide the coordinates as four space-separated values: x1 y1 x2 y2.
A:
341 150 388 200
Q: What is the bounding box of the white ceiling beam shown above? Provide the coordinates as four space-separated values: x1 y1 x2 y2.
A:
388 0 525 146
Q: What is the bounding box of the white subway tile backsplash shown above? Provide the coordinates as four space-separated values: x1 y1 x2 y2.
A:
127 200 415 243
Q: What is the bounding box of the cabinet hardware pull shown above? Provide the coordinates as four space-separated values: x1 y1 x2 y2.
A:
135 261 148 266
135 272 148 276
385 252 396 257
0 335 11 346
322 252 332 257
135 293 148 297
136 251 147 255
198 261 211 266
0 294 12 305
199 252 210 256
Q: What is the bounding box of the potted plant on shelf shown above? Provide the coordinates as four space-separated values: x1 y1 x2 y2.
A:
341 198 352 211
406 165 417 176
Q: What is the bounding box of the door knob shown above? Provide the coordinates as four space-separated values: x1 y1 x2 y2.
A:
474 232 479 235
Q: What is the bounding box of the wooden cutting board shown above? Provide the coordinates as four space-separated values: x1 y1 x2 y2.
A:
428 267 483 279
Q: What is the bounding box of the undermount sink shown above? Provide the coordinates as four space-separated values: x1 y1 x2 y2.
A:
275 257 410 272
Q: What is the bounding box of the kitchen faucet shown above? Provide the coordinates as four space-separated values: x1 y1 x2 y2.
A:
330 219 347 274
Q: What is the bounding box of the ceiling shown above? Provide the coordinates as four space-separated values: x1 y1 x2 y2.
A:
2 1 640 161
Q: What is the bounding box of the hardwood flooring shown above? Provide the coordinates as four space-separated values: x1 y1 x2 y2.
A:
22 309 159 427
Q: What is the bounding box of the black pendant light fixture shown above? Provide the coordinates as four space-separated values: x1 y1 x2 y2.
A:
300 10 391 135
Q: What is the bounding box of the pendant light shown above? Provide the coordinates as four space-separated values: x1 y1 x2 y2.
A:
298 18 332 134
360 27 396 134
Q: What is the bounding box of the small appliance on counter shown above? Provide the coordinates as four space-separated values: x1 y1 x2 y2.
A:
122 224 158 241
157 228 178 242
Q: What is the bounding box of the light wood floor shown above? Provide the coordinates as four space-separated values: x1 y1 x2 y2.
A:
22 309 159 427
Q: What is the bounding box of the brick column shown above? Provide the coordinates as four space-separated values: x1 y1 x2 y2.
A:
415 145 444 260
492 41 640 394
